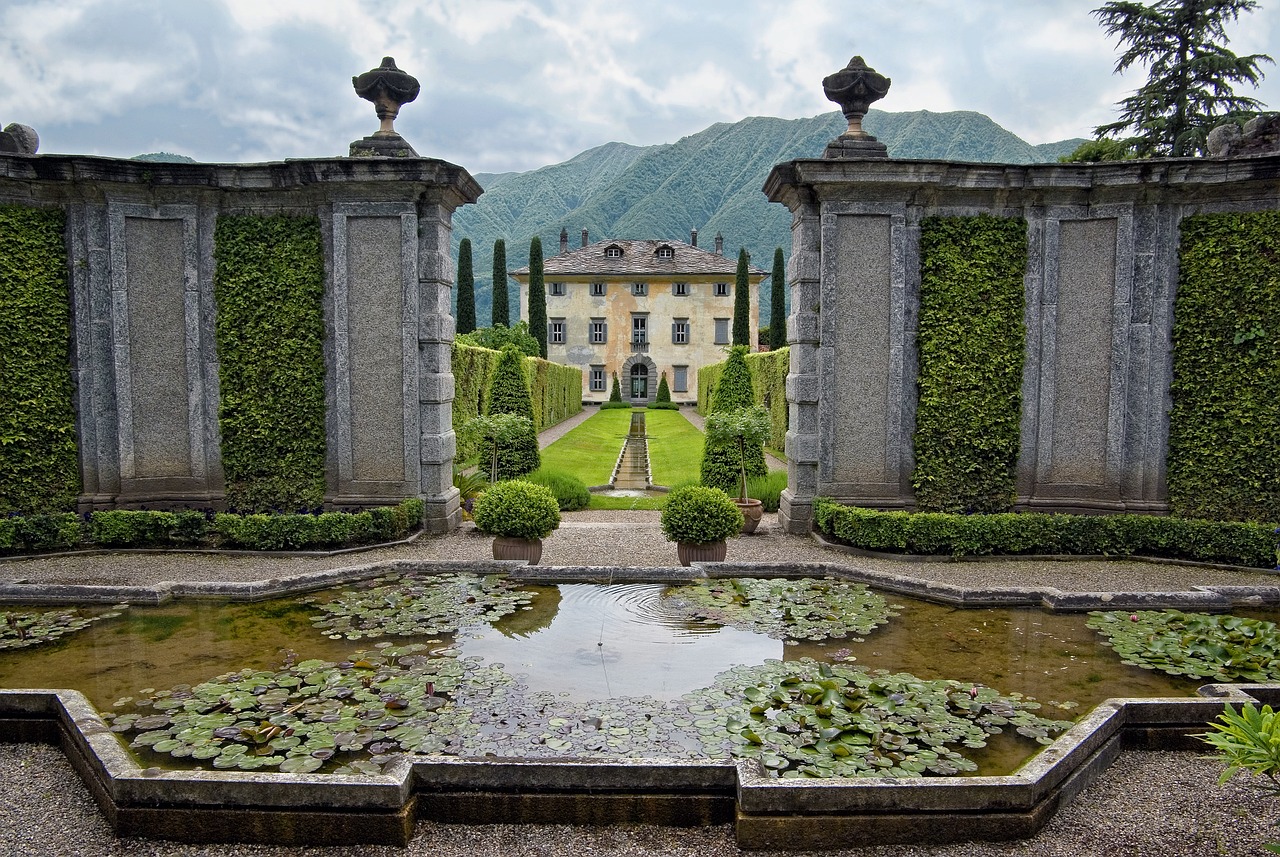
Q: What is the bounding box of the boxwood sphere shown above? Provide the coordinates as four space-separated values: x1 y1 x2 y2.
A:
472 480 561 540
660 485 743 544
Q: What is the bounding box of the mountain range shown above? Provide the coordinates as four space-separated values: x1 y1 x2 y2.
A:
451 109 1086 325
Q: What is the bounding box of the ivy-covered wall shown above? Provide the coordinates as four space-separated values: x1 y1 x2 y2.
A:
912 215 1027 514
0 205 78 514
1169 211 1280 523
213 215 326 512
451 341 582 462
697 347 788 453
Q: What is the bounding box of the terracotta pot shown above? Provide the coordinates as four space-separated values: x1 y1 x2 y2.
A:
492 536 543 565
676 540 728 567
735 498 764 534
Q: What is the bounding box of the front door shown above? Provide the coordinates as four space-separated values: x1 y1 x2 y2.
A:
630 364 648 400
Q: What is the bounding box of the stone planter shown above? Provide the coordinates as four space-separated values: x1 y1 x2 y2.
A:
676 540 728 566
492 536 543 565
735 498 764 534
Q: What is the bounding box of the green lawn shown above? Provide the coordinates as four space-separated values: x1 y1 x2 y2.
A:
538 407 706 510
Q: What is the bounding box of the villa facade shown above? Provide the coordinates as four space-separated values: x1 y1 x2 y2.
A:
511 230 766 404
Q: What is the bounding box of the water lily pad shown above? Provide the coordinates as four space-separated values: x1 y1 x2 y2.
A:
0 606 126 651
1087 610 1280 683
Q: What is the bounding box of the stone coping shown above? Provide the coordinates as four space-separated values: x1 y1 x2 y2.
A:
3 561 1280 846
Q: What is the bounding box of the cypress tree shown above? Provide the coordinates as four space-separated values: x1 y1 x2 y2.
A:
655 373 671 403
769 247 787 350
609 373 622 402
484 345 540 479
700 345 767 492
528 236 547 358
732 247 751 347
491 239 509 327
456 238 476 334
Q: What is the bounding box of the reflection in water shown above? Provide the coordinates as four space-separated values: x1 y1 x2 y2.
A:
459 584 783 700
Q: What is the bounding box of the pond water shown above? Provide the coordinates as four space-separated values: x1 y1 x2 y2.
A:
0 576 1247 778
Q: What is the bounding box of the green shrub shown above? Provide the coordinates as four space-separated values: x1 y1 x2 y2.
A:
472 480 561 540
1170 211 1280 522
912 215 1026 514
660 485 743 544
90 511 178 547
0 513 81 554
0 206 79 514
609 373 623 402
525 468 590 512
748 470 788 513
600 401 632 410
456 321 539 357
655 373 671 404
647 401 679 411
214 215 326 513
701 347 767 494
698 347 787 452
483 346 541 480
1198 703 1280 796
812 498 1278 568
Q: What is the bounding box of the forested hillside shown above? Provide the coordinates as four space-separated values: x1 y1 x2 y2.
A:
454 109 1084 324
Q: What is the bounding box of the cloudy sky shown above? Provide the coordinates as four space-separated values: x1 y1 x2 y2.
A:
2 0 1278 174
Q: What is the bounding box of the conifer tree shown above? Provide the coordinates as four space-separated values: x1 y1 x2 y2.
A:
528 236 547 358
700 345 767 493
491 239 509 327
1090 0 1273 157
655 373 671 404
769 247 787 350
456 238 476 334
484 345 540 479
732 247 751 347
609 373 622 402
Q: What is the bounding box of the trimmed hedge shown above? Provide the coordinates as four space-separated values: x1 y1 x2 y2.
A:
1170 212 1280 523
0 205 79 514
0 499 424 555
451 341 582 462
213 215 326 513
912 215 1026 514
813 498 1279 569
697 347 788 452
700 347 767 494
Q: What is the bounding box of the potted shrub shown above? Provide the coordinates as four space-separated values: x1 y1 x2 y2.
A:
471 479 561 564
704 405 773 533
660 484 744 566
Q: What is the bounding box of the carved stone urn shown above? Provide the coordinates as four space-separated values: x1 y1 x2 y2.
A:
822 56 891 159
350 57 421 157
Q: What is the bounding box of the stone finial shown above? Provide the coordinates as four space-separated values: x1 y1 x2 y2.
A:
349 57 421 158
822 56 891 159
0 123 39 155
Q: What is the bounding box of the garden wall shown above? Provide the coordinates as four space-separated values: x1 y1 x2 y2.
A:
0 154 482 533
764 154 1280 533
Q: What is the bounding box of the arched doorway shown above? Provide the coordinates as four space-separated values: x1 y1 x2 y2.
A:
629 363 649 401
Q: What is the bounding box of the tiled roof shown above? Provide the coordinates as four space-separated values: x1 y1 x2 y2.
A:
510 239 767 278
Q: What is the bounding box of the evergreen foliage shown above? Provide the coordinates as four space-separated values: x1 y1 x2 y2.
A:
701 347 766 493
912 215 1026 514
491 238 509 327
1169 211 1280 522
528 236 547 358
655 373 671 403
213 215 326 512
456 238 476 334
456 321 539 357
0 206 79 514
483 345 541 479
769 247 787 350
732 248 751 347
698 348 788 452
609 373 623 402
1090 0 1273 157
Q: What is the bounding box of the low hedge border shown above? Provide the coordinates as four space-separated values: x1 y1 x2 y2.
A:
0 499 424 555
813 498 1280 570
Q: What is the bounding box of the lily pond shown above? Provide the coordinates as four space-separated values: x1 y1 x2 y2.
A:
2 573 1278 780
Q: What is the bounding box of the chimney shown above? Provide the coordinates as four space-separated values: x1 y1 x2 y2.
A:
559 227 568 255
690 228 698 247
714 232 724 255
581 228 589 248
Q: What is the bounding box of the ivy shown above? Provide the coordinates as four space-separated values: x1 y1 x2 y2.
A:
213 215 326 512
1170 212 1280 522
913 215 1026 513
0 205 79 514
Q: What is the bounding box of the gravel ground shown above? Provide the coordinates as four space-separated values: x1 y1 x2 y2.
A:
0 743 1275 856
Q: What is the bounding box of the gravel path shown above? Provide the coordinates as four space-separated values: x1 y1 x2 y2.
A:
0 743 1275 856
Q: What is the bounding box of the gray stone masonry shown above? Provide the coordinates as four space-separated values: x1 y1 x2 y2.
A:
0 155 481 533
765 154 1280 532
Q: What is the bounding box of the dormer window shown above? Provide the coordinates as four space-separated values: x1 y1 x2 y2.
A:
655 245 674 260
604 245 623 259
